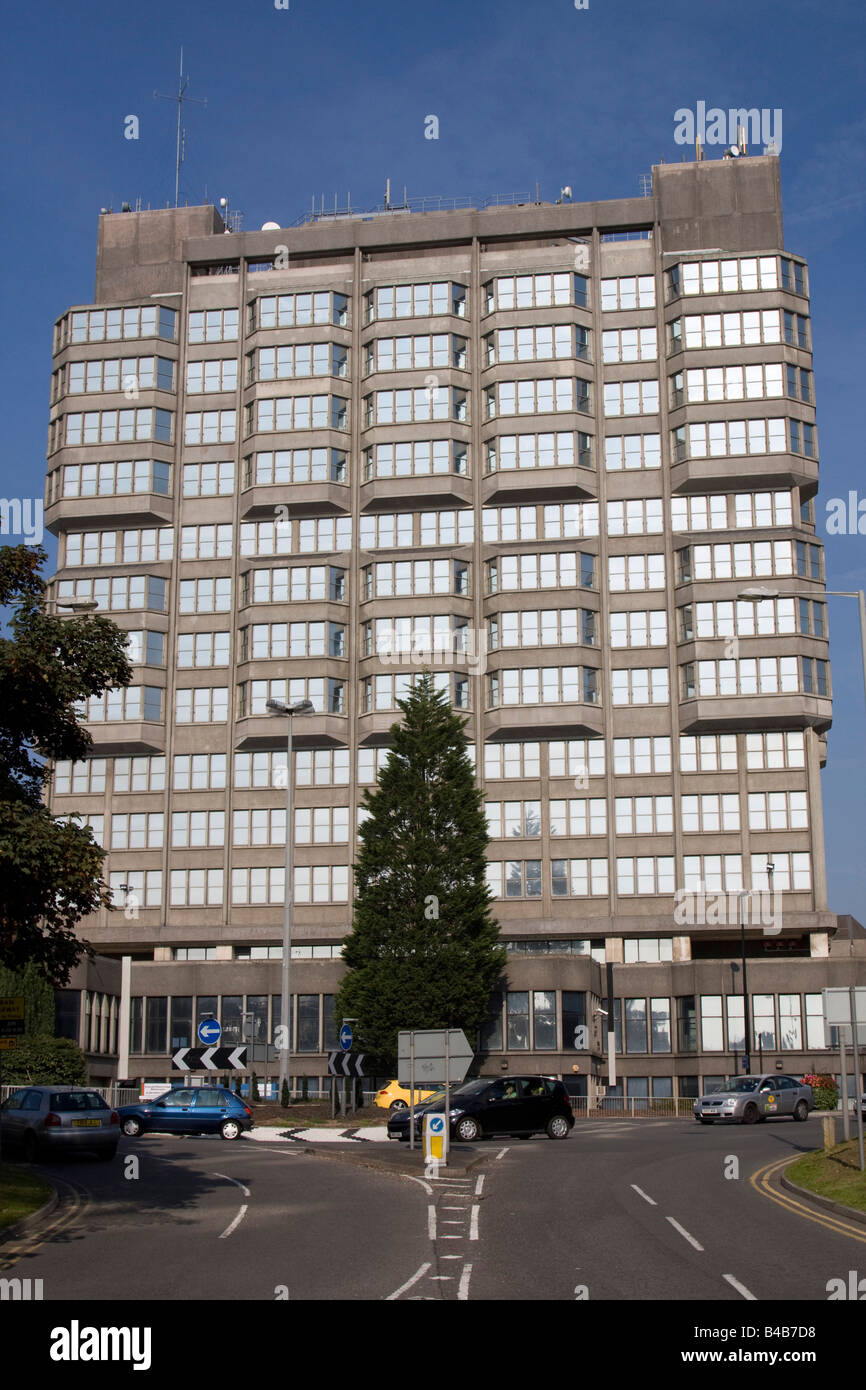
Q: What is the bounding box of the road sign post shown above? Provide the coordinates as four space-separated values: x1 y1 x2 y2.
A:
444 1027 450 1167
409 1031 415 1151
851 985 864 1173
824 987 866 1163
397 1029 474 1160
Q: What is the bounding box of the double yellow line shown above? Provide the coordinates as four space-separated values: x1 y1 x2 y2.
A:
0 1173 90 1270
750 1155 866 1244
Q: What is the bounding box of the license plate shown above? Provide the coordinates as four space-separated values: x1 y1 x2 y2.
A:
73 1118 101 1127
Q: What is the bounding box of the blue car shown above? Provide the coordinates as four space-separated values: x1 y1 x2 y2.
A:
118 1086 253 1141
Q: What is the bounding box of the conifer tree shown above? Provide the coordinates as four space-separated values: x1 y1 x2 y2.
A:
335 674 505 1072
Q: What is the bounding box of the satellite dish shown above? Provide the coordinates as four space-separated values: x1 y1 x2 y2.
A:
261 221 281 231
764 141 778 157
561 185 573 200
729 145 740 157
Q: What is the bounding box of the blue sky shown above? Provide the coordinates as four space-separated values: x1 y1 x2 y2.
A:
2 0 865 919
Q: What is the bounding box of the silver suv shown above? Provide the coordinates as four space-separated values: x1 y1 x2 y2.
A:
694 1074 813 1125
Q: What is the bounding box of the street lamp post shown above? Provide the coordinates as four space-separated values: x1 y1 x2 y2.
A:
738 890 751 1073
266 698 315 1098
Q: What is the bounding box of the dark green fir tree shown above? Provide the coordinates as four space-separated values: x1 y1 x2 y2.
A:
335 673 506 1073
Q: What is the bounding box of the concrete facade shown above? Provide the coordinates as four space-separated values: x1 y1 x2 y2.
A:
44 157 865 1095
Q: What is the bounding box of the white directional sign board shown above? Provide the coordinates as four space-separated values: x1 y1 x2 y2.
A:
823 988 866 1024
822 988 866 1046
397 1029 474 1086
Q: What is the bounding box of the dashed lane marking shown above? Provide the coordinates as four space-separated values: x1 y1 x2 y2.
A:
630 1184 657 1206
723 1273 758 1300
666 1216 704 1252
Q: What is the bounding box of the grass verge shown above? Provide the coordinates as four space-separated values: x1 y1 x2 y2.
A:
786 1140 866 1215
0 1165 54 1232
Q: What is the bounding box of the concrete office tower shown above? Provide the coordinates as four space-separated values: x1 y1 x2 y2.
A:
44 157 865 1101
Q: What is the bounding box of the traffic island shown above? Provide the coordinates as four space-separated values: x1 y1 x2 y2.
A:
287 1137 486 1180
781 1141 866 1223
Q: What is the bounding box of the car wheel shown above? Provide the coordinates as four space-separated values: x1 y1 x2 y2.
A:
97 1146 118 1161
121 1117 142 1137
455 1116 481 1142
220 1119 242 1140
793 1100 809 1122
389 1099 408 1111
22 1132 39 1163
699 1118 714 1125
742 1103 759 1125
546 1115 570 1140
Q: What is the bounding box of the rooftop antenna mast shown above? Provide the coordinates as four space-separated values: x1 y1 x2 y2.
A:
154 47 207 208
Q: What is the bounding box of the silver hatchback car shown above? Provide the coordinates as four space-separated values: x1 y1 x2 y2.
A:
694 1074 813 1125
0 1086 120 1161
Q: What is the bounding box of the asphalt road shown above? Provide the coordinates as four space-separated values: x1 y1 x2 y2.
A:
0 1135 432 1301
2 1115 863 1302
466 1115 866 1302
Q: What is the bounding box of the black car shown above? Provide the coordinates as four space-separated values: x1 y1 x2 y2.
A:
387 1075 575 1142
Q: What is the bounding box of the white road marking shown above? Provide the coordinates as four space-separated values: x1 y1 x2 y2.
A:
443 1205 466 1211
630 1184 657 1206
469 1205 479 1241
443 1219 465 1225
458 1264 473 1300
723 1273 757 1301
427 1205 436 1241
442 1235 464 1240
386 1262 431 1300
474 1175 485 1196
213 1172 251 1239
429 1276 452 1280
404 1175 433 1196
495 1147 510 1160
218 1204 248 1239
666 1217 704 1251
441 1255 462 1260
213 1172 251 1197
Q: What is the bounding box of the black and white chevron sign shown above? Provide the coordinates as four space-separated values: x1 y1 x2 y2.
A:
171 1045 247 1071
327 1051 365 1077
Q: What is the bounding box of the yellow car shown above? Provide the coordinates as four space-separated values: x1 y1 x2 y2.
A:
374 1080 440 1112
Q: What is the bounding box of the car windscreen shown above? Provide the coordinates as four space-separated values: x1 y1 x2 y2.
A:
450 1080 491 1097
49 1092 110 1111
721 1078 761 1093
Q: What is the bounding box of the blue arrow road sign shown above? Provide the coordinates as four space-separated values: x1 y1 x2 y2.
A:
339 1023 353 1051
428 1115 445 1134
198 1018 221 1046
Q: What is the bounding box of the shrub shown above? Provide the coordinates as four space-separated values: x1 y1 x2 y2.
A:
802 1073 839 1110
